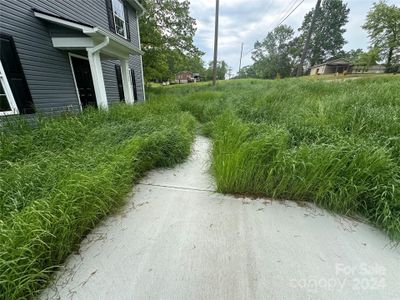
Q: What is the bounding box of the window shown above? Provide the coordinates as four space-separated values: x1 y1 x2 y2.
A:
0 60 18 116
0 34 34 115
130 68 138 101
115 64 125 101
112 0 127 38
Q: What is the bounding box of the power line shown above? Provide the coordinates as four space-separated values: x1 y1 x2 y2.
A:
277 0 305 27
272 0 301 29
242 0 305 58
240 0 282 57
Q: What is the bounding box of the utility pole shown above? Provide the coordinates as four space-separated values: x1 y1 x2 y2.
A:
212 0 220 86
296 0 322 76
238 42 244 76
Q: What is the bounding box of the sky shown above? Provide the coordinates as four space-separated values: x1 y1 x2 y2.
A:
189 0 399 75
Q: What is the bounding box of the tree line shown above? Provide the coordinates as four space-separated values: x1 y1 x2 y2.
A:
138 0 399 83
239 0 400 79
138 0 230 82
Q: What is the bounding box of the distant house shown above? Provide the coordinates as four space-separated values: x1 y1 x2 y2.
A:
175 71 201 84
176 71 193 84
310 59 351 76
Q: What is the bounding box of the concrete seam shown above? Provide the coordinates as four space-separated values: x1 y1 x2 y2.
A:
137 183 215 193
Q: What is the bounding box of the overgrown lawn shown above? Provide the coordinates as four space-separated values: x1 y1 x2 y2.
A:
1 76 399 298
0 102 195 298
156 76 400 241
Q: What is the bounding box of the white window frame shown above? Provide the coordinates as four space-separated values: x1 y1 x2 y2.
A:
0 59 19 116
112 0 127 39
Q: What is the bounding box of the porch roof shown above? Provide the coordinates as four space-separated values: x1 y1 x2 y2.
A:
311 59 352 69
33 9 144 58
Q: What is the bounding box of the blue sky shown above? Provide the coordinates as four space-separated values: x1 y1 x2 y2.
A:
189 0 399 74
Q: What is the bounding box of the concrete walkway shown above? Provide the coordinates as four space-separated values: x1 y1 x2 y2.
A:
42 137 400 300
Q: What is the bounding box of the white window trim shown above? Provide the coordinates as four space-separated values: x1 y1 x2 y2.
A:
0 59 19 116
112 0 127 39
68 53 89 112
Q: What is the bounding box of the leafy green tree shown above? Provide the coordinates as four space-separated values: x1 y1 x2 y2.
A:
237 65 257 78
362 1 400 68
139 0 204 81
251 25 295 79
167 50 205 79
334 48 365 63
205 61 229 81
354 48 381 66
297 0 350 66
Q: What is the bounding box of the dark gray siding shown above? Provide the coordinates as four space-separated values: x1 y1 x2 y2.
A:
0 0 145 114
127 5 145 101
130 55 145 101
103 60 120 105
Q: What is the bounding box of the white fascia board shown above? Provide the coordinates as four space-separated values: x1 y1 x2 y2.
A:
34 11 143 56
34 11 96 33
89 28 144 55
52 37 95 49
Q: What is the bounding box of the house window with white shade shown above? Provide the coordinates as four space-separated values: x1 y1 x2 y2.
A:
112 0 127 38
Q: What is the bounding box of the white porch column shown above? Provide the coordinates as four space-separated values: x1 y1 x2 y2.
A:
87 51 108 110
120 59 134 104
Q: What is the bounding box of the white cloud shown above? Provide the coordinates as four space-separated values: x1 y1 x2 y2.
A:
189 0 399 74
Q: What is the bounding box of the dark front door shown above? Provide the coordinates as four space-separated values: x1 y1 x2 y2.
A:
71 56 97 108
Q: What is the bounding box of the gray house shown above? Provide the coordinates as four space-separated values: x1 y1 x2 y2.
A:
0 0 146 117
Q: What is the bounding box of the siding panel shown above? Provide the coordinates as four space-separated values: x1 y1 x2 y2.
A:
0 0 145 114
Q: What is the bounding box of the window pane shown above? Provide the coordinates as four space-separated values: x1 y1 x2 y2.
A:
112 0 125 18
115 16 125 37
0 80 5 94
0 81 11 112
0 95 11 112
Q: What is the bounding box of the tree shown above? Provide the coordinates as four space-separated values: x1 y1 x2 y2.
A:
335 48 365 63
139 0 204 81
166 50 205 79
237 65 257 78
354 48 381 66
362 1 400 68
297 0 350 67
205 61 229 81
251 25 295 79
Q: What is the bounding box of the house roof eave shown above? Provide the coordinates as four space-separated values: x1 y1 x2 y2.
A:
126 0 146 17
33 9 143 56
311 58 352 69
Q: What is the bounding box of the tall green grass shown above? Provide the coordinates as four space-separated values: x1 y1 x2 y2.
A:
1 76 400 298
157 77 400 241
0 102 195 298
